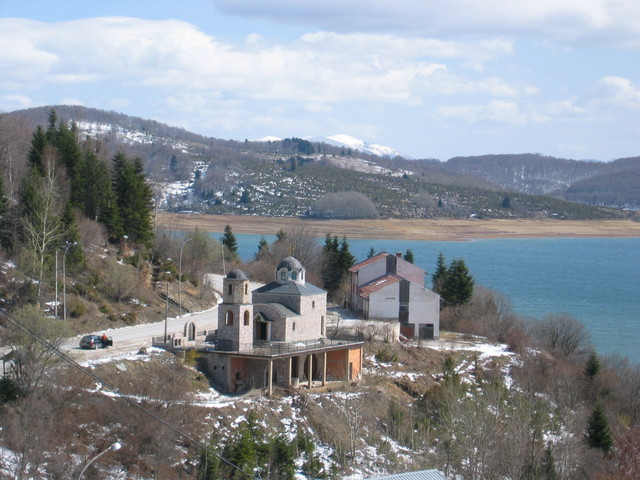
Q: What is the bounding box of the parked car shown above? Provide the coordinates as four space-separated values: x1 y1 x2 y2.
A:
79 334 113 349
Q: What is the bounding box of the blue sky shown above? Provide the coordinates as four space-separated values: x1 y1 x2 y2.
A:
1 0 639 161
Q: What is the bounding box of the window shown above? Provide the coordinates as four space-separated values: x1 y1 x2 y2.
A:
225 310 234 326
312 301 315 309
243 310 250 326
244 283 248 295
280 270 286 281
227 284 232 296
292 270 297 280
292 322 296 331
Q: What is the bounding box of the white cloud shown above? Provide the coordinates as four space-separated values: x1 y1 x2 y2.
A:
0 94 33 111
212 0 640 47
0 17 527 108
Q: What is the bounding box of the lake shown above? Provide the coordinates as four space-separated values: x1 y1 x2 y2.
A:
217 232 640 364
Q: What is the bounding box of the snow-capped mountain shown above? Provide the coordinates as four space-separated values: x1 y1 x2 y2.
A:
252 134 408 158
309 134 409 158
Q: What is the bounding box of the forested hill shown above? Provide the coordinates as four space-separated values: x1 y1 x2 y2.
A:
2 105 637 219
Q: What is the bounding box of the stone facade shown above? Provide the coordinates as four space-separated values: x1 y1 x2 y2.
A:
199 257 363 394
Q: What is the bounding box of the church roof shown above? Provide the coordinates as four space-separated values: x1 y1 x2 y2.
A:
277 256 303 270
253 280 325 296
227 269 248 279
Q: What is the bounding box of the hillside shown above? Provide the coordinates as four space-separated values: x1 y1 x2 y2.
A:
2 106 633 220
443 153 640 208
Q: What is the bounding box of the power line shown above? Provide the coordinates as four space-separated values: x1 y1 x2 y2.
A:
0 309 257 480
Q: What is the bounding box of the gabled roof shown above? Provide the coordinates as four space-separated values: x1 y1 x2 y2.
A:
362 469 447 480
348 252 392 273
255 303 300 319
253 280 325 296
358 274 402 298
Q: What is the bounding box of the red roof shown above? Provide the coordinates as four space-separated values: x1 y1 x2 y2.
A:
348 252 392 273
358 274 402 298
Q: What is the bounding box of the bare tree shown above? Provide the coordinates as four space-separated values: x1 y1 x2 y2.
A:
531 314 591 357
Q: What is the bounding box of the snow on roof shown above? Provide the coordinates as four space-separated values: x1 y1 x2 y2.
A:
358 274 402 298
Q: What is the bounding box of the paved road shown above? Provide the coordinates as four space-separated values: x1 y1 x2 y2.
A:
67 307 219 360
66 273 263 361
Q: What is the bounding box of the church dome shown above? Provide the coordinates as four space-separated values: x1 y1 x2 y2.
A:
227 269 248 280
276 256 303 271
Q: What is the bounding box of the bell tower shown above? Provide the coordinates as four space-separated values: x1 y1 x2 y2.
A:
217 269 253 350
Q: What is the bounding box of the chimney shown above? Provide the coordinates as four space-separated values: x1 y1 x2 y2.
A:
396 252 402 258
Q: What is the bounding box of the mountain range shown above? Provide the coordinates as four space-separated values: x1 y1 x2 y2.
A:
2 105 639 218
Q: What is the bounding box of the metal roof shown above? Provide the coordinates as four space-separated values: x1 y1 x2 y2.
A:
358 274 402 298
253 280 325 296
362 469 448 480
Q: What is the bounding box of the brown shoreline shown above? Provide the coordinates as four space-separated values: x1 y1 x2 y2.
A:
158 213 640 241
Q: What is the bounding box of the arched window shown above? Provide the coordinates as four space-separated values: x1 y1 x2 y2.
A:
312 301 316 309
227 284 233 296
291 270 297 280
243 310 250 326
300 271 304 281
321 316 325 336
225 310 234 326
244 283 248 295
280 270 287 281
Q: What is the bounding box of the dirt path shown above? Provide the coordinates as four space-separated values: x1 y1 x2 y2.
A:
158 213 640 241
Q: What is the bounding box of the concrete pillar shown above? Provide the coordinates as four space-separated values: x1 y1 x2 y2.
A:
307 354 313 389
322 352 327 386
287 357 292 386
268 359 273 396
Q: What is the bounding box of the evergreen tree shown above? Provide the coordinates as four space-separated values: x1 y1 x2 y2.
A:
338 236 355 271
0 173 12 252
367 247 376 259
432 252 448 294
255 236 269 260
584 350 601 379
27 126 48 176
239 188 250 204
59 201 84 272
112 152 154 246
585 402 613 454
502 194 512 209
539 445 558 480
440 257 474 306
404 248 414 263
222 224 238 258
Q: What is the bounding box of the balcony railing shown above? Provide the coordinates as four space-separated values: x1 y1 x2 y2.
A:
193 336 363 357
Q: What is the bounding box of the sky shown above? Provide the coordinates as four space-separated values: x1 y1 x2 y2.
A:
1 0 639 161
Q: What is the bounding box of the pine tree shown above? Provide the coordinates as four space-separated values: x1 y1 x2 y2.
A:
404 248 414 263
432 252 448 294
27 126 48 176
584 351 601 379
338 236 355 271
539 445 558 480
585 402 613 454
440 257 474 306
0 173 12 252
222 224 238 258
255 236 269 260
112 152 154 246
367 247 376 259
59 201 84 272
501 194 512 209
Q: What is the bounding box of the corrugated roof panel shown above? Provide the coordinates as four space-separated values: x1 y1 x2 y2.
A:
362 469 447 480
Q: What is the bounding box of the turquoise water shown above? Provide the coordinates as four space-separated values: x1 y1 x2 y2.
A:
221 232 640 364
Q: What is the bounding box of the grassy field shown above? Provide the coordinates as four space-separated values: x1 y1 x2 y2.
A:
158 213 640 241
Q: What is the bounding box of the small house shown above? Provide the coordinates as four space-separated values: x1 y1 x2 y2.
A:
349 253 440 340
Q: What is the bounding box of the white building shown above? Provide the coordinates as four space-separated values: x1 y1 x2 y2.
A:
349 253 440 340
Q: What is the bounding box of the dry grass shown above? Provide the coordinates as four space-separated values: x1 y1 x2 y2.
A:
159 213 640 241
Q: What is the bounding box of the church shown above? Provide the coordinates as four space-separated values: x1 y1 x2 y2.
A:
197 257 364 395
